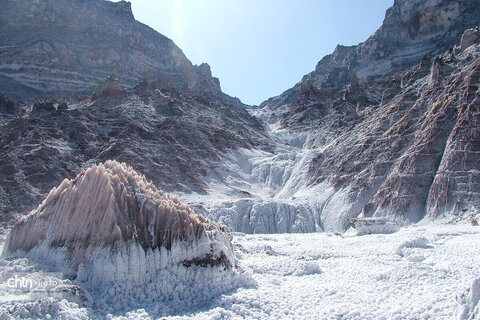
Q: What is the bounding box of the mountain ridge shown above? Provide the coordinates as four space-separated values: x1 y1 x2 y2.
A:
260 0 480 114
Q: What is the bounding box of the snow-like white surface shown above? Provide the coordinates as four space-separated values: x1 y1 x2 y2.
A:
179 145 325 234
4 238 246 316
178 106 375 234
1 223 479 319
177 115 337 234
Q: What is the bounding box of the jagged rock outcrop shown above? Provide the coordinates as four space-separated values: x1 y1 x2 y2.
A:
310 0 480 87
3 160 242 313
0 93 17 114
0 0 221 101
31 99 56 113
459 26 480 52
91 75 126 100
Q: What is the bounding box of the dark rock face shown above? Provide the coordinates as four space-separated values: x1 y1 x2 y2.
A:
32 100 55 113
460 26 480 52
91 75 126 100
57 102 68 111
0 0 220 101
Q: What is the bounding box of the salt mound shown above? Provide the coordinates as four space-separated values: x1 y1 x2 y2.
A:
2 161 242 314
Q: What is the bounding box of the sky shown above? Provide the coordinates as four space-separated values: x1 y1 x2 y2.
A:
112 0 394 105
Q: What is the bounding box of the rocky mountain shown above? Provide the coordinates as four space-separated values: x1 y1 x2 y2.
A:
0 0 221 101
198 33 480 233
307 35 480 229
252 0 480 231
1 0 479 233
0 0 270 226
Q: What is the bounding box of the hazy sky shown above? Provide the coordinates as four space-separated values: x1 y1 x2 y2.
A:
113 0 394 105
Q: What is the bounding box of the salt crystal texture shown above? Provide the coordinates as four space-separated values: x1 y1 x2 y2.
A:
2 160 242 313
458 277 480 320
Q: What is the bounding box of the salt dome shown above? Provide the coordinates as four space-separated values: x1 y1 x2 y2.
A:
3 160 242 313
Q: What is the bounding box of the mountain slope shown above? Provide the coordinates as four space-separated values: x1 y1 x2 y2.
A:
0 0 272 225
193 36 480 233
249 0 480 231
0 79 269 223
0 0 221 101
307 38 480 229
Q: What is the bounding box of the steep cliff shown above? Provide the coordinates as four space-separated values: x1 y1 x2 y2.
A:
0 0 221 101
307 35 480 228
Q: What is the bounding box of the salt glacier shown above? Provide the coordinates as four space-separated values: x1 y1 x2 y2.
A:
2 160 246 315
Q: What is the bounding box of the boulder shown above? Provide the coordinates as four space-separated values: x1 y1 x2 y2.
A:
460 26 480 52
32 99 55 113
91 75 126 100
